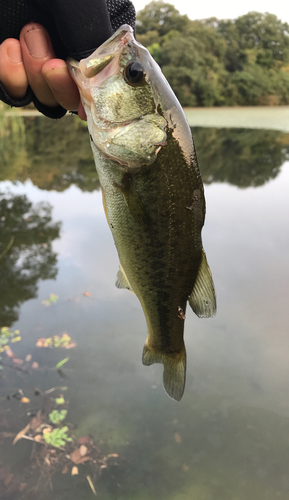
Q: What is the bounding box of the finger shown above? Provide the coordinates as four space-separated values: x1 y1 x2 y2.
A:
42 59 80 112
0 39 28 98
20 23 58 108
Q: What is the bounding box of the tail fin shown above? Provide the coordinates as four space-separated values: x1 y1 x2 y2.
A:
142 344 186 401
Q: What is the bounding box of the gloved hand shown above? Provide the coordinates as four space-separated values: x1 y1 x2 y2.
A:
0 0 136 118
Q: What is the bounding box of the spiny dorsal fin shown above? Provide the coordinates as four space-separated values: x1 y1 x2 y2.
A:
115 264 135 294
189 249 216 318
142 343 186 402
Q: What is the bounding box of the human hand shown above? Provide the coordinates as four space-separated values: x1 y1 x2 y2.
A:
0 23 86 120
0 0 135 119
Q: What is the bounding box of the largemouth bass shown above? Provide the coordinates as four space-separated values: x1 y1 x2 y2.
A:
68 25 216 401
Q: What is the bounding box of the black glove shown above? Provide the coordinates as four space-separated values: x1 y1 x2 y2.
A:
0 0 136 118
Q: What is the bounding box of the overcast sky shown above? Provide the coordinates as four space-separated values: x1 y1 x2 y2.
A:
133 0 289 23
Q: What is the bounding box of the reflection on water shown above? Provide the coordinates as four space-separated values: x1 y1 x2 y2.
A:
0 192 60 326
1 113 289 191
193 127 289 187
0 114 289 499
0 115 99 192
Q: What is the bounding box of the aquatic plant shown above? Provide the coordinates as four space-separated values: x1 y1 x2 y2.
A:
43 426 73 448
49 410 68 425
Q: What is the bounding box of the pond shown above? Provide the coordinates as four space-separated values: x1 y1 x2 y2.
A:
0 109 289 499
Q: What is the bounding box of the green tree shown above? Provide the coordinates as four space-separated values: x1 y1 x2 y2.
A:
136 3 289 107
235 12 289 64
136 0 190 37
216 20 248 72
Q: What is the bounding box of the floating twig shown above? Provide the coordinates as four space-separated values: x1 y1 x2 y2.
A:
87 475 97 495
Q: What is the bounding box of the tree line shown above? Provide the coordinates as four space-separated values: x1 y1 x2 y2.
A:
136 1 289 106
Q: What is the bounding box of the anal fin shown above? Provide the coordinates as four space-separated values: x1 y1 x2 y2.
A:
115 264 135 294
189 249 216 318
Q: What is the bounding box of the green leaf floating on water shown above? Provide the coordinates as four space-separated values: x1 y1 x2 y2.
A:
36 333 76 349
49 409 68 424
55 396 65 405
43 426 72 448
41 293 59 306
56 357 69 369
0 327 22 352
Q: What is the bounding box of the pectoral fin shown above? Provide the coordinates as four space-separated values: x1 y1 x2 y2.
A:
114 174 151 226
115 264 135 294
189 249 216 318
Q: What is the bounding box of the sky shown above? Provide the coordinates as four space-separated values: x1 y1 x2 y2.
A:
133 0 289 23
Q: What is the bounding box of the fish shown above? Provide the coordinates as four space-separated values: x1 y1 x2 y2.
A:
67 25 216 401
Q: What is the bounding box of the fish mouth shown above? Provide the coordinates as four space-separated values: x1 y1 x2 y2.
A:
67 25 138 122
67 25 134 80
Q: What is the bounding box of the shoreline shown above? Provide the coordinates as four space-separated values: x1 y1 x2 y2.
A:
4 105 289 132
184 106 289 132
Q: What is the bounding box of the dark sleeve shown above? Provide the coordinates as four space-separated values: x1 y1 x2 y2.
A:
0 0 136 118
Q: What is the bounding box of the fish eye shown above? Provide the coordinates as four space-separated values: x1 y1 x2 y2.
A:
124 61 146 86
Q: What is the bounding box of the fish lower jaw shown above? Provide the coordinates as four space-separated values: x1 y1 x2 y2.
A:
89 113 166 169
91 138 146 171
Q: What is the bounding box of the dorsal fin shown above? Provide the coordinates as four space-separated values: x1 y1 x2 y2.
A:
189 249 216 318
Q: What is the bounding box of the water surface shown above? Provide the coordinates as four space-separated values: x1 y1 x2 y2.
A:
0 111 289 499
185 106 289 132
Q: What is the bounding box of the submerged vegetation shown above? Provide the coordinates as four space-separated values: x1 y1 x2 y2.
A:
0 329 121 497
136 1 289 106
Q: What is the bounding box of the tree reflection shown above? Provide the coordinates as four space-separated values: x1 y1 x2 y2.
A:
24 122 289 190
24 116 100 192
1 112 289 191
0 103 29 183
22 122 289 189
0 192 61 326
193 127 289 188
0 114 99 192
